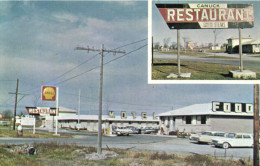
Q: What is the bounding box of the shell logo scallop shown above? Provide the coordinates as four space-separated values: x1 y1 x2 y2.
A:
42 86 56 101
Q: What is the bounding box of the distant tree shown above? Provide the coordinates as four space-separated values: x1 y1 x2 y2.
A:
170 42 178 49
19 112 25 117
163 37 171 48
3 110 13 119
154 42 160 50
208 43 213 48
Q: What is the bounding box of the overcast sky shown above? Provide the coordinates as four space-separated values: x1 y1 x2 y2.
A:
152 0 260 46
0 1 256 117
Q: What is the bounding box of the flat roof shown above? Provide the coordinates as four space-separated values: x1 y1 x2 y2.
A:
158 103 253 117
58 115 160 122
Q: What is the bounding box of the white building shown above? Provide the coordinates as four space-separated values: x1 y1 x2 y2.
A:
158 102 253 134
226 37 260 53
26 107 160 131
58 114 159 131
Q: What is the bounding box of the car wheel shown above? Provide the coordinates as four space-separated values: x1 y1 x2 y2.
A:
222 142 230 149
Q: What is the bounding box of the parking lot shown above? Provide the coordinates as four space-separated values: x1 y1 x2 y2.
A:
0 133 253 159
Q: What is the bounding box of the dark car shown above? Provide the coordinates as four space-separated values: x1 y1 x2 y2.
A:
142 127 158 134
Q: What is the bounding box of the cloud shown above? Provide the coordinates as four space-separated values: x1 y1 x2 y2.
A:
53 13 79 23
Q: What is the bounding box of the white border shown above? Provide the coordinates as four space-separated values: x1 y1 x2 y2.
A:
148 0 260 84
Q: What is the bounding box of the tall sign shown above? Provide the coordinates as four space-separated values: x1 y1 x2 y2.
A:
41 86 57 101
156 3 254 29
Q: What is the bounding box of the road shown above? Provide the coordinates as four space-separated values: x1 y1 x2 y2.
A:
0 134 253 159
153 51 260 73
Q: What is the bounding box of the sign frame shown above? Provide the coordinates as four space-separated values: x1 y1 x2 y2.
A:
41 86 57 101
156 3 254 29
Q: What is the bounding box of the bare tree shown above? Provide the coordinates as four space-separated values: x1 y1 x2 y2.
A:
154 42 160 50
3 110 13 119
163 37 171 49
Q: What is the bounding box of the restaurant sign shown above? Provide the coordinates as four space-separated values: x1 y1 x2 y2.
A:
26 107 58 115
156 3 254 29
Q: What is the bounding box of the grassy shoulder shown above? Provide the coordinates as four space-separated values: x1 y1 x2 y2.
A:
0 126 72 138
152 60 260 80
0 142 252 166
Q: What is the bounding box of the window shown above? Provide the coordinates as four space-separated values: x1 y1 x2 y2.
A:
236 135 242 138
201 115 206 124
186 116 192 124
243 135 251 139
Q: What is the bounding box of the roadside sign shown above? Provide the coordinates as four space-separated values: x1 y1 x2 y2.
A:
41 86 57 101
21 117 35 126
26 107 58 116
156 3 254 29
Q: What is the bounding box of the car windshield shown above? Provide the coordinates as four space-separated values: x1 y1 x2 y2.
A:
214 133 225 137
202 132 212 136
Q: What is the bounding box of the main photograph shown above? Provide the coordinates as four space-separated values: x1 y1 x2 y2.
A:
0 1 258 165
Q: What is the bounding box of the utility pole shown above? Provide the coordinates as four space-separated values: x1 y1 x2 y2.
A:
13 79 19 130
78 89 81 130
254 84 259 166
75 45 125 155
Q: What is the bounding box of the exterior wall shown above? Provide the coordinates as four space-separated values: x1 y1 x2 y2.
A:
160 115 253 134
227 38 252 53
58 120 159 132
173 116 211 133
209 115 253 133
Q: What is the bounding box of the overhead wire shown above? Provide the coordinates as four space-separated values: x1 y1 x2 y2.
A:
53 43 148 86
19 38 147 94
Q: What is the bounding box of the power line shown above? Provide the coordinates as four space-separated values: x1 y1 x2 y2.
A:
54 44 147 86
19 38 147 94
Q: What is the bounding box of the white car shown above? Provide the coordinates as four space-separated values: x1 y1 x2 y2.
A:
212 133 253 149
113 126 133 136
190 131 225 143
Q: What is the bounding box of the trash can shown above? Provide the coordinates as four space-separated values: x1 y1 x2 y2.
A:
17 125 23 136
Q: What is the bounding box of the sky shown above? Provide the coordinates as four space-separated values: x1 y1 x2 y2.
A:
0 1 256 117
152 0 260 46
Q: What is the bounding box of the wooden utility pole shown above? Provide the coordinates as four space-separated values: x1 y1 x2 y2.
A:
254 84 259 166
13 79 19 130
75 45 125 155
9 79 28 130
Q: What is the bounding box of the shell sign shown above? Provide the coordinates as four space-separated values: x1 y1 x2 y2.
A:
41 86 56 101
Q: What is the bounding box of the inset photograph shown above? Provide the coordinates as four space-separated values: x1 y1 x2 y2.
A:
150 1 260 82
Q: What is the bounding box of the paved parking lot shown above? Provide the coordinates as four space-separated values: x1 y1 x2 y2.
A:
0 134 253 159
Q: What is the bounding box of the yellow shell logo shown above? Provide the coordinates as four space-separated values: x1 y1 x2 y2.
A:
43 87 56 100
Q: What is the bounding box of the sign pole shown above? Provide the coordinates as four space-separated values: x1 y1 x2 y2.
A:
177 29 181 76
239 28 243 72
55 87 59 135
33 117 36 134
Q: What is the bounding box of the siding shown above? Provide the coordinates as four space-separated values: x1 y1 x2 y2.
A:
210 115 253 133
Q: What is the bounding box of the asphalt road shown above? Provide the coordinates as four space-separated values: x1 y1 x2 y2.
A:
154 51 260 73
0 134 253 159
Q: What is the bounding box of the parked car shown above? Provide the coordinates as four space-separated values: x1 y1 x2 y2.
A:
113 126 133 136
190 131 225 144
142 127 158 134
126 126 140 134
0 121 8 126
211 133 253 149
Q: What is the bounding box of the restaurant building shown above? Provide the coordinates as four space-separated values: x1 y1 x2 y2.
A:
157 101 253 134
